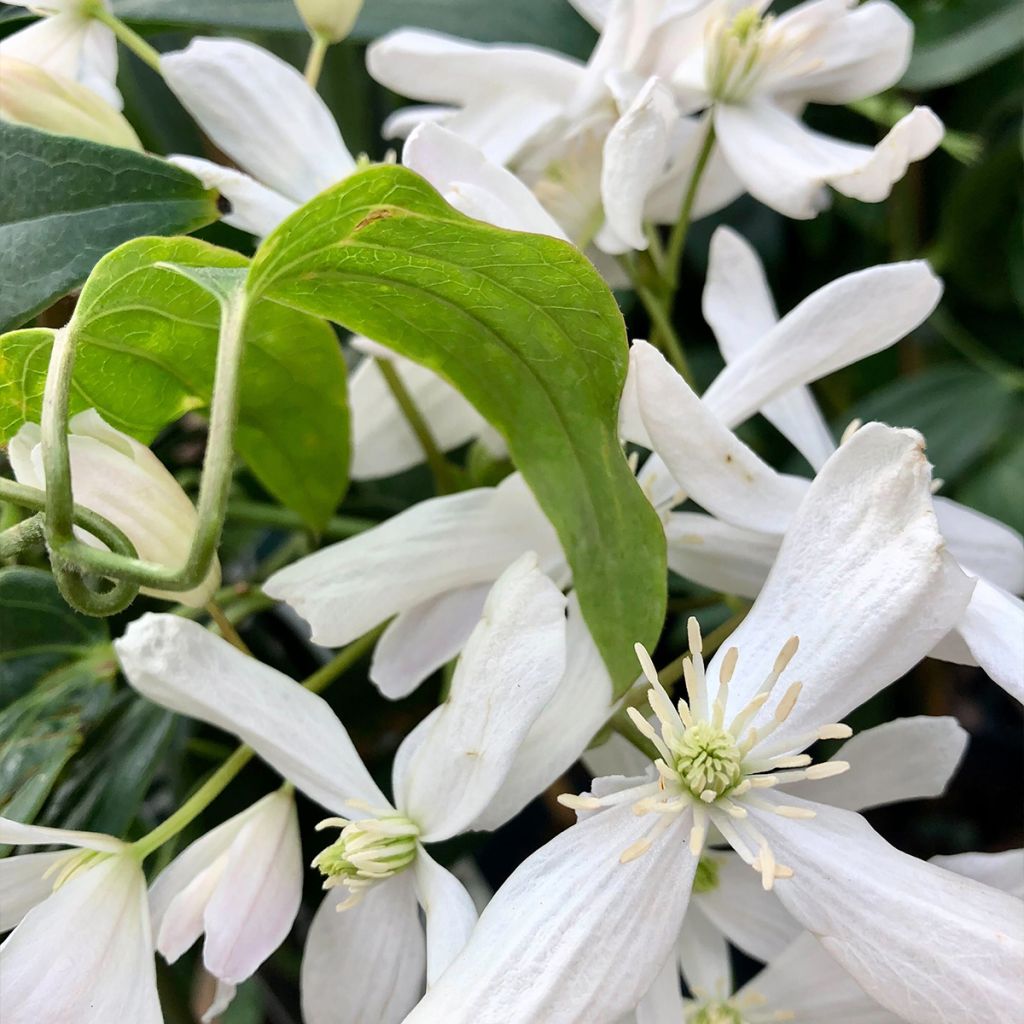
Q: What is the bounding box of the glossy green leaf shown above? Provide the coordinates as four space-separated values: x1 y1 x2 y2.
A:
107 0 594 55
0 237 350 529
248 164 667 693
0 122 218 332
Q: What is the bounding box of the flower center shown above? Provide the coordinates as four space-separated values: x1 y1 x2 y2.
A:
688 1002 745 1024
559 617 852 889
312 809 419 910
706 6 773 103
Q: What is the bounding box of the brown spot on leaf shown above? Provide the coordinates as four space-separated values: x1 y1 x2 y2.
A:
353 208 393 232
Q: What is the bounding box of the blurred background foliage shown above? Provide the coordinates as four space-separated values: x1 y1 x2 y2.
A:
1 1 1021 1020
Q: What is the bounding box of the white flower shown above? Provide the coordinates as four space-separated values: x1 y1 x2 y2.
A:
401 425 1023 1024
148 789 303 1022
116 552 569 1024
628 228 1024 700
0 1 120 108
662 0 943 218
0 818 159 1024
8 407 221 607
294 0 364 43
0 55 140 148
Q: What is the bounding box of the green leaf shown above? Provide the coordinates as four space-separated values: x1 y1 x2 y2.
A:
0 236 350 530
0 122 218 332
248 164 667 694
109 0 595 56
0 568 115 843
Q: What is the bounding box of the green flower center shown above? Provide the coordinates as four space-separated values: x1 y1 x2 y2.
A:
688 1001 744 1024
671 720 744 800
693 854 721 894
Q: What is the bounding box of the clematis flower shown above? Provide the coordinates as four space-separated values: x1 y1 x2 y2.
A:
0 1 120 108
0 819 160 1024
627 229 1024 700
8 407 220 607
116 553 569 1024
659 0 943 218
148 789 303 1022
402 424 1022 1024
0 55 140 148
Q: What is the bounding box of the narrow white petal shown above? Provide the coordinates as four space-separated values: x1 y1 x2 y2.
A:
301 875 425 1024
633 339 808 533
474 592 616 831
933 497 1024 595
751 798 1024 1024
694 850 800 963
203 791 303 983
348 351 490 480
265 474 563 647
167 156 298 237
116 614 389 814
0 856 161 1024
665 511 778 600
403 122 568 238
162 38 353 204
404 802 696 1024
0 852 66 933
780 716 968 811
677 902 732 1000
395 554 567 841
599 77 677 253
705 424 976 743
414 849 478 983
952 579 1024 703
0 818 123 853
931 850 1024 899
370 585 489 700
703 261 942 434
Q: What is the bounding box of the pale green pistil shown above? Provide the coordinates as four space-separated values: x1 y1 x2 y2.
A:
671 720 744 800
688 1001 744 1024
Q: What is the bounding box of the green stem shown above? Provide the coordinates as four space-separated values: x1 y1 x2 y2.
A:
929 308 1024 390
664 120 716 293
89 4 163 73
227 498 376 539
377 359 458 494
0 512 45 559
634 280 696 387
130 625 385 860
206 600 252 654
304 32 331 88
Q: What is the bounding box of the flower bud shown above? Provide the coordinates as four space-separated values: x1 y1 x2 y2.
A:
9 408 220 607
0 57 142 150
294 0 364 43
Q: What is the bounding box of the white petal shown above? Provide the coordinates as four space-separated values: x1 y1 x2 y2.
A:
701 226 835 469
0 852 66 932
474 592 616 831
751 798 1024 1024
933 497 1024 595
703 260 942 437
931 851 1024 899
265 474 563 647
394 554 567 841
633 339 808 532
161 38 353 204
414 849 478 984
201 980 237 1024
167 155 298 237
599 77 677 253
738 931 904 1024
0 14 120 108
953 579 1024 703
404 802 697 1024
705 423 976 743
779 716 968 811
203 791 303 984
715 100 942 219
676 902 731 999
403 122 568 238
370 585 489 700
348 351 490 480
0 856 161 1024
115 614 388 814
634 951 684 1024
694 850 800 963
665 511 777 599
301 875 425 1024
0 818 123 853
618 351 650 446
770 0 913 104
582 731 652 783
